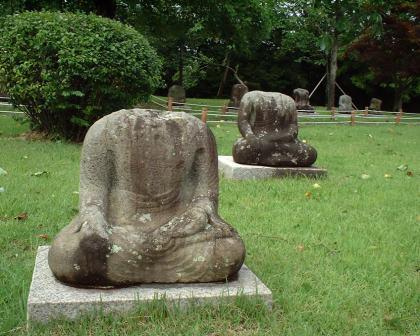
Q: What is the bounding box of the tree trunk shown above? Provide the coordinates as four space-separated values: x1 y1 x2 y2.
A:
326 35 338 110
217 53 230 97
178 46 184 86
393 84 403 112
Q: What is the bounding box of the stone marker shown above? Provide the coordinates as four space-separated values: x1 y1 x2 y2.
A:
293 88 315 113
338 95 353 113
228 84 248 109
219 156 327 180
232 91 317 167
168 85 186 104
28 246 272 324
48 109 245 287
369 98 382 111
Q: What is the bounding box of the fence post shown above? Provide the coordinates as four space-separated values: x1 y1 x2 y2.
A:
168 97 173 111
201 107 208 123
350 110 356 126
364 106 369 116
395 108 403 124
221 104 227 115
331 107 336 120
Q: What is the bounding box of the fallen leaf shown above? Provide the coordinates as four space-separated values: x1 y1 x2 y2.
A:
31 171 49 177
14 212 28 220
312 183 321 189
296 244 305 252
360 174 370 180
407 171 413 177
23 155 28 159
397 164 408 171
302 139 307 143
368 134 373 138
305 191 312 199
0 167 7 176
37 234 50 240
384 174 392 178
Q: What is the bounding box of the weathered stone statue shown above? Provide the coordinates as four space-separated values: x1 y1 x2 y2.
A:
168 85 186 105
338 95 353 113
228 84 248 109
369 98 382 111
232 91 317 167
293 88 314 113
49 109 245 287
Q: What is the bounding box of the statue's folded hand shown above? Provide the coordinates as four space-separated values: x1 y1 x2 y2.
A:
159 206 208 238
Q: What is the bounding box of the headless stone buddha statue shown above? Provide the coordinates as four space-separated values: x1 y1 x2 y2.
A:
49 109 245 287
293 88 314 113
232 91 317 167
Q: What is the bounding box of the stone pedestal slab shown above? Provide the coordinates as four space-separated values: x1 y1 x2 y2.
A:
27 246 272 324
218 156 327 180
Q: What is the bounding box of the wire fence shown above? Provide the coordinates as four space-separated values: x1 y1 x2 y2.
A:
150 95 420 126
1 95 420 126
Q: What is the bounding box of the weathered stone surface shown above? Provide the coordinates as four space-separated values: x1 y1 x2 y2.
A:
293 88 314 113
228 84 248 109
369 98 382 111
49 109 245 287
219 156 327 180
168 85 186 104
29 246 272 324
338 95 353 113
232 91 317 167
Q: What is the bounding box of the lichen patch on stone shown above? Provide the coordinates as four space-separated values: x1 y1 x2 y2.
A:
110 244 123 254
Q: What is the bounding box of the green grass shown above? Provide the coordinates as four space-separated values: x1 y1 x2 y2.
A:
0 114 419 335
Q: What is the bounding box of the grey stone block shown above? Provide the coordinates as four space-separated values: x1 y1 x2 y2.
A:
218 156 327 180
27 246 273 324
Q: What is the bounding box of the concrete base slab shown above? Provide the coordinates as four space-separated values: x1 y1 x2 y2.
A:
27 246 272 324
218 156 327 180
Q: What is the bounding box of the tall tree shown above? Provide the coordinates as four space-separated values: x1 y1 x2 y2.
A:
275 0 367 109
119 1 272 89
348 1 420 111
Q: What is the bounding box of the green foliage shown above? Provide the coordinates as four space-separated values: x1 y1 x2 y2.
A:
121 1 273 88
0 11 162 141
348 1 420 110
171 53 212 90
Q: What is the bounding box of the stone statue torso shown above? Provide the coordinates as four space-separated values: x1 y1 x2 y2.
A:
49 109 245 287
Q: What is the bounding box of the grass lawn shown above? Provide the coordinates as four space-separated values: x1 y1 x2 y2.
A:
0 113 419 335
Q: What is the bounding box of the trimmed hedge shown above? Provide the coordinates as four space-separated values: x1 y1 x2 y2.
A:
0 11 162 140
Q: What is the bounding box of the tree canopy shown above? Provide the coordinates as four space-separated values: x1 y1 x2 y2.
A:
0 0 418 111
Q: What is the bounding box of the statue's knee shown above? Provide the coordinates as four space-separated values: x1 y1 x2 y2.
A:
299 144 317 166
233 139 258 164
48 229 83 283
48 228 110 286
214 237 245 276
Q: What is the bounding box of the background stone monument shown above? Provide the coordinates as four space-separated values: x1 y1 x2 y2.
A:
293 88 314 113
228 84 248 109
369 98 382 111
232 91 317 167
338 95 353 113
168 85 186 105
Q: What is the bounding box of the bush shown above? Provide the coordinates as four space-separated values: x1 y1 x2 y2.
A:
0 11 162 141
